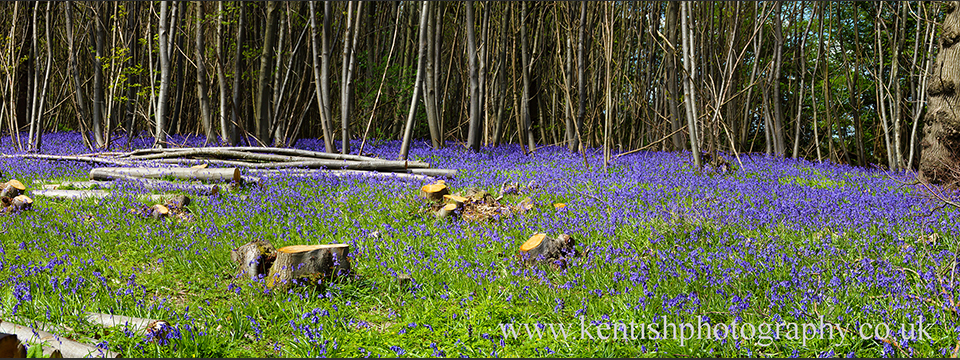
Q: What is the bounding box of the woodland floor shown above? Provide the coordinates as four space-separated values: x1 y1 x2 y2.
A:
0 132 956 357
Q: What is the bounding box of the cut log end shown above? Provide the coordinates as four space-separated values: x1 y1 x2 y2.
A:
520 233 547 252
420 181 449 202
519 233 577 269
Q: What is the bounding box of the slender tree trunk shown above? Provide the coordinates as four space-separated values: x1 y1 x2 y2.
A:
479 3 490 146
196 1 213 145
399 1 430 160
340 2 355 154
424 2 441 148
908 11 935 170
520 2 534 152
230 1 246 146
602 3 613 169
255 1 279 145
680 2 700 168
216 1 229 143
124 1 139 148
26 4 38 152
90 4 106 148
665 2 682 151
155 1 172 147
465 1 481 152
309 1 334 153
770 1 785 156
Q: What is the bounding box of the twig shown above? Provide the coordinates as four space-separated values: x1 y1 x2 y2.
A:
612 125 687 160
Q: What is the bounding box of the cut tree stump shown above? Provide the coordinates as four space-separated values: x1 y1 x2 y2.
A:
519 233 577 268
435 203 459 218
266 244 351 289
420 181 449 202
0 180 25 198
89 167 241 183
230 240 277 280
0 321 116 358
11 196 32 212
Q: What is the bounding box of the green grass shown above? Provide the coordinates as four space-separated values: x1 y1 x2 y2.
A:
0 167 954 358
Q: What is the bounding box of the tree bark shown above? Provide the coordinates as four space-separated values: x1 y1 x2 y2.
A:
195 2 213 145
65 2 93 150
665 2 683 151
680 2 701 168
465 1 481 152
266 244 351 289
154 1 172 147
90 167 241 183
423 2 441 149
919 2 960 185
309 1 334 153
399 1 431 161
520 2 535 152
255 1 279 145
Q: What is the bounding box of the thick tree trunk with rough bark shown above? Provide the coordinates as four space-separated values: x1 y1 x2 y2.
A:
920 2 960 185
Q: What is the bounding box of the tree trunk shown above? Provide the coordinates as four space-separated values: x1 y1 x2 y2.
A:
423 2 441 149
399 1 430 161
155 1 172 147
575 1 587 153
196 2 214 145
680 2 701 168
65 2 92 150
124 2 140 148
229 2 246 146
340 2 356 154
602 3 613 169
255 1 279 145
520 2 535 152
309 1 334 153
465 1 481 152
919 2 960 185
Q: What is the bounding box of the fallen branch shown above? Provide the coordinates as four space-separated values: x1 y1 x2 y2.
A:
122 146 425 165
0 153 134 167
246 169 436 182
152 157 423 171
